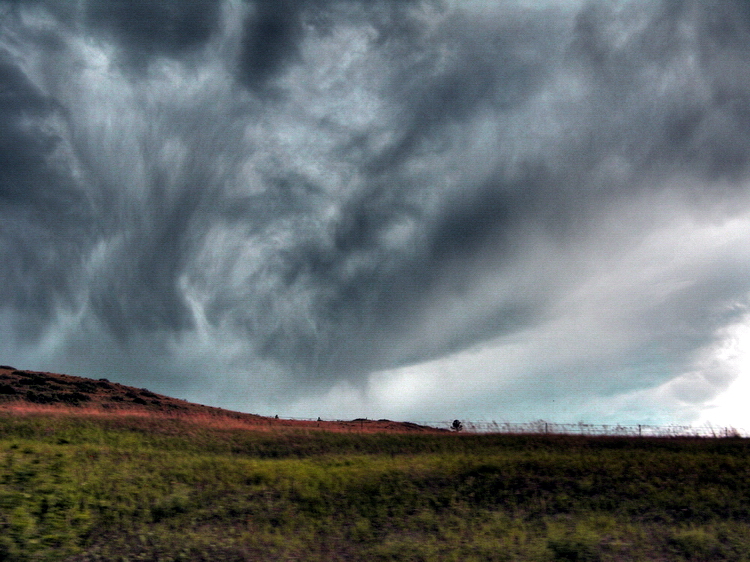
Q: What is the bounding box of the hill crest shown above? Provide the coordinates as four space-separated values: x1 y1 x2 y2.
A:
0 366 439 433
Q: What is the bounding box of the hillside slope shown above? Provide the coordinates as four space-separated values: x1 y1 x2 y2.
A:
0 365 212 413
0 366 438 433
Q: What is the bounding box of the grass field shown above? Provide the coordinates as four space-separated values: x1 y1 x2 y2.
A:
0 404 749 561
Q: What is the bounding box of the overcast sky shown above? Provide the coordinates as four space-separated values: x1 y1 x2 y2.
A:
2 0 750 427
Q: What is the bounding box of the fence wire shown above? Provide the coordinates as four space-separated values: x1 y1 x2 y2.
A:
420 420 746 438
282 417 746 437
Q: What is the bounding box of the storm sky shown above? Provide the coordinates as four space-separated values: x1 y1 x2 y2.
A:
3 0 750 426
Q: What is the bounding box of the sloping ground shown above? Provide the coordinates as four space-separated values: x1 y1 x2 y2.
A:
0 366 440 433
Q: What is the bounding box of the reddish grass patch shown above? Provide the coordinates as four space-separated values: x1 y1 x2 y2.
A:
0 366 441 434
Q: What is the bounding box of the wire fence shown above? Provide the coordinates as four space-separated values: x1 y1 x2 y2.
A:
283 417 746 437
419 420 747 438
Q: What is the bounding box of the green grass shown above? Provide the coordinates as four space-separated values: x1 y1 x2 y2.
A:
1 411 750 561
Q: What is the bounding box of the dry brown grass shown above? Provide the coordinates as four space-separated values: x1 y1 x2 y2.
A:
0 402 444 434
0 366 441 434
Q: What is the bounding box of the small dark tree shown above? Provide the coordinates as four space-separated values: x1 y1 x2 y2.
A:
451 419 463 432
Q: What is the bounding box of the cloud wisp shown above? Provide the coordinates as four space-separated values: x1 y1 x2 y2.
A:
2 0 750 425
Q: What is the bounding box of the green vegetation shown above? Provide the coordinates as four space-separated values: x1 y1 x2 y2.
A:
1 411 750 561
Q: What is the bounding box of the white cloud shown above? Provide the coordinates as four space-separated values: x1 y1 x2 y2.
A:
280 196 750 425
695 315 750 430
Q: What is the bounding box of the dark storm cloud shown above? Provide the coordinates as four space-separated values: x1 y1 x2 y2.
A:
0 53 56 181
3 0 750 421
0 47 92 337
85 0 221 62
275 0 750 378
570 0 750 182
238 0 306 89
227 3 569 373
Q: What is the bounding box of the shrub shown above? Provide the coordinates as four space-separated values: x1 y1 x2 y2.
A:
0 384 17 395
24 391 54 404
57 392 91 405
72 380 99 393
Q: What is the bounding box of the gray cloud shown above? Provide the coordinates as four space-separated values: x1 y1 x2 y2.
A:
85 0 221 64
2 0 750 424
0 44 93 336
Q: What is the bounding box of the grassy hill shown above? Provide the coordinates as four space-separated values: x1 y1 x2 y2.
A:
1 367 750 560
0 366 436 433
